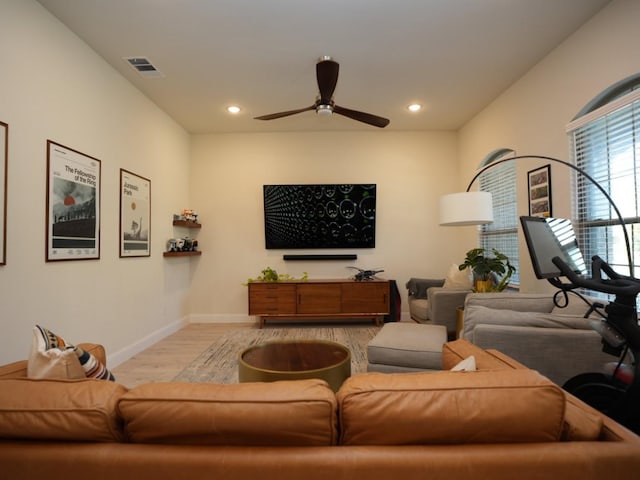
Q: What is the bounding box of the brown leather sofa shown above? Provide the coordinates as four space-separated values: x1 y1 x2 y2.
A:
1 341 639 480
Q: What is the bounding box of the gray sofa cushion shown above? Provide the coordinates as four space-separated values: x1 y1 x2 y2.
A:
462 305 593 340
471 324 609 385
367 323 447 370
464 293 556 313
409 298 429 320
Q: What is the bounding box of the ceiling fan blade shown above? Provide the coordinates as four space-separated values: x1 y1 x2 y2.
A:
333 105 390 128
254 105 316 121
316 58 339 103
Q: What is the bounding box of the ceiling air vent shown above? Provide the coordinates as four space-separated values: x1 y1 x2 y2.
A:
123 57 164 78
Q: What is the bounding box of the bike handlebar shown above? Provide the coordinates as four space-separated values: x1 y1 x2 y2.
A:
552 255 640 297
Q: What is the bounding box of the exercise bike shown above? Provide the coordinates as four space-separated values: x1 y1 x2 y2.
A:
550 255 640 434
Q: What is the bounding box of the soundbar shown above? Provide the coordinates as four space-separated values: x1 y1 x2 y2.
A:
283 254 358 261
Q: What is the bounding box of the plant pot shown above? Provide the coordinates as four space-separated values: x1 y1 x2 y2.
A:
474 279 494 293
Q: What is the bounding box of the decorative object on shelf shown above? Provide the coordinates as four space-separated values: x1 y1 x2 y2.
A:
458 247 515 292
45 140 101 262
244 267 308 285
164 215 202 257
347 266 384 281
527 164 552 217
119 169 150 258
173 209 199 224
0 120 7 266
166 237 198 253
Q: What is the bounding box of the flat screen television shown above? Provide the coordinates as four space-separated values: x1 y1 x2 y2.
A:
520 216 587 279
263 184 376 249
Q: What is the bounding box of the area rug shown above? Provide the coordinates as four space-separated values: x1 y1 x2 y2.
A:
173 325 380 384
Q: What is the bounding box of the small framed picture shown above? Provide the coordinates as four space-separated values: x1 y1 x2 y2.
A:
119 169 151 257
528 164 552 217
46 141 101 261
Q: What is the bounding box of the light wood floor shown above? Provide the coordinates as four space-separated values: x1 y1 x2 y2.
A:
111 323 257 388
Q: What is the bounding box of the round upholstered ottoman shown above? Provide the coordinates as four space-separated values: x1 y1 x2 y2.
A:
367 322 447 373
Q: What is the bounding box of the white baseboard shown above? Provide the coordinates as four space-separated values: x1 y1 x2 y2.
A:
190 313 411 324
108 317 188 368
189 313 257 324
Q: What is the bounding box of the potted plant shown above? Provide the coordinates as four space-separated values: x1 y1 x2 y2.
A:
244 267 308 285
458 248 515 292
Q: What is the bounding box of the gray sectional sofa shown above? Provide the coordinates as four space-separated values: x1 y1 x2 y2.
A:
461 292 618 385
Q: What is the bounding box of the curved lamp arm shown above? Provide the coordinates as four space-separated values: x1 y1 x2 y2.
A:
448 154 633 273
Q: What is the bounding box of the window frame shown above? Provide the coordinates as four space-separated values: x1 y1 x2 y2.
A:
478 149 520 286
567 75 640 283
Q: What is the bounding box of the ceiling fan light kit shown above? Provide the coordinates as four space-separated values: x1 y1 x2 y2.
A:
316 105 333 116
254 57 390 128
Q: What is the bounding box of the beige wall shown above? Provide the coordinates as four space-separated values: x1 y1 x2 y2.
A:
0 1 191 364
1 0 638 366
188 131 464 321
458 0 640 292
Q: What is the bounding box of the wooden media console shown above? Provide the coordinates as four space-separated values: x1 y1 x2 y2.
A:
248 279 390 328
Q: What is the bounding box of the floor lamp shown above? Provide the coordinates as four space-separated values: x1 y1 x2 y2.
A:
438 154 633 274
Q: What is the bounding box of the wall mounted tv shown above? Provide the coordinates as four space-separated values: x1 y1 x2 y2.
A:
263 184 376 249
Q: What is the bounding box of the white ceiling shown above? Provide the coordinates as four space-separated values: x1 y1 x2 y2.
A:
36 0 610 134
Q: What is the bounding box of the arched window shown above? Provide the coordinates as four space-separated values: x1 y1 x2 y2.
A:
478 148 519 286
567 73 640 281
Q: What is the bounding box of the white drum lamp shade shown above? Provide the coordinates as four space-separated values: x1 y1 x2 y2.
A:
439 191 494 226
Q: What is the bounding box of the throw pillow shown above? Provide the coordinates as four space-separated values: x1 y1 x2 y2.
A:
450 355 476 372
75 345 115 380
27 325 114 381
28 326 85 379
443 263 473 289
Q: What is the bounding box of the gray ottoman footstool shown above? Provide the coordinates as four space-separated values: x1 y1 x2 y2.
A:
367 322 447 373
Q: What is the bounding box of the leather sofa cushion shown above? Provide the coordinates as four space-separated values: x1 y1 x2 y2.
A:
118 379 338 446
0 378 127 442
337 369 566 445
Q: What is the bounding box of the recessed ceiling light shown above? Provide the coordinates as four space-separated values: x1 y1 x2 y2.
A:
407 103 422 112
226 105 241 114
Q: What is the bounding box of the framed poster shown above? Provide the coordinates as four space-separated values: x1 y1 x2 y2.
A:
46 141 101 261
0 121 7 265
119 169 151 257
528 164 552 217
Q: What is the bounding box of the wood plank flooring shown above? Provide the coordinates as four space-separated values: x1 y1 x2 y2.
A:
111 323 257 388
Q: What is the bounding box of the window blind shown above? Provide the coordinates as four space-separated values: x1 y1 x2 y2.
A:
568 88 640 279
479 161 519 284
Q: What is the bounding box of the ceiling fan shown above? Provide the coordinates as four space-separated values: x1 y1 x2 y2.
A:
254 56 390 128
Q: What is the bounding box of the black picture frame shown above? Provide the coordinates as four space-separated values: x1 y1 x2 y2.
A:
46 140 101 261
528 165 552 217
119 169 151 257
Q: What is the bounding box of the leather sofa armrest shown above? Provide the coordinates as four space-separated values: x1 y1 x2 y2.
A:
79 343 107 367
406 278 444 299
